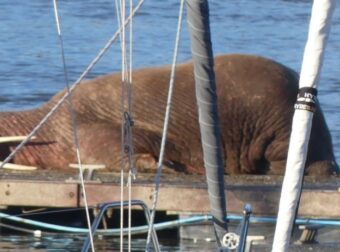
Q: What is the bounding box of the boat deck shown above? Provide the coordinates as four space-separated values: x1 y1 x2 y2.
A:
0 170 339 218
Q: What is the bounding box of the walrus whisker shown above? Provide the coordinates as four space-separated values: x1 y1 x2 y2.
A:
0 161 37 170
0 136 36 144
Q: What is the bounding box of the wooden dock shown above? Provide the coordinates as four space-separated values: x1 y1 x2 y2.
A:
0 170 339 218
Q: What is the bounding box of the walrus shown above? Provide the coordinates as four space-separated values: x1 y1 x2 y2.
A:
0 54 337 175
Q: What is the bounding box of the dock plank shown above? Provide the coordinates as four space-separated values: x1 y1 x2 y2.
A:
0 170 339 218
0 181 78 207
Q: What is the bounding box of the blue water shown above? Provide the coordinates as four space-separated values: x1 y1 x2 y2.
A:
0 233 217 251
1 0 340 250
1 0 340 156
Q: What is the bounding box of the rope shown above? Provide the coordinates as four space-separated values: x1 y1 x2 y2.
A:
115 0 135 251
52 1 95 251
17 207 96 217
128 1 134 251
145 0 185 250
0 0 145 169
118 1 126 251
119 1 125 249
115 0 123 41
113 1 125 250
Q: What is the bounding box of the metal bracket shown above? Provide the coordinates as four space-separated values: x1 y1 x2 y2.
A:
298 224 324 244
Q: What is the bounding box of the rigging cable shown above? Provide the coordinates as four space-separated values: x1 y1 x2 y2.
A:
145 0 185 250
128 1 134 251
113 1 124 250
0 0 145 170
52 1 95 251
115 0 135 251
118 1 125 250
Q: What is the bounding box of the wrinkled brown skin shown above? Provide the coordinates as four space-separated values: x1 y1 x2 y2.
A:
0 54 338 175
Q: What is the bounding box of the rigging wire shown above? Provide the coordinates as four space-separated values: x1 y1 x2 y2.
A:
113 1 125 250
0 0 145 170
115 0 135 251
128 1 134 251
17 207 96 217
119 1 125 249
120 13 125 252
117 1 125 251
145 0 185 250
52 1 95 251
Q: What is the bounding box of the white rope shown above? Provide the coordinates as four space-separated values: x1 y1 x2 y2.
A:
119 1 125 250
118 1 125 249
115 0 123 42
129 0 133 106
116 0 135 251
114 1 125 250
145 0 185 250
52 1 95 251
0 0 145 169
128 1 134 251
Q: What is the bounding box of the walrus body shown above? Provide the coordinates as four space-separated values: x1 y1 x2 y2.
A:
0 54 337 175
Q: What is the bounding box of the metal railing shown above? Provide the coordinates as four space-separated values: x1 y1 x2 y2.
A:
81 200 160 252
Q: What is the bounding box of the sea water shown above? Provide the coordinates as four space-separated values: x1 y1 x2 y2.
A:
0 0 340 251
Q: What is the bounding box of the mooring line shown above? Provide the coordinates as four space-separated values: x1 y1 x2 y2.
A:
145 0 185 250
116 0 136 251
52 1 95 251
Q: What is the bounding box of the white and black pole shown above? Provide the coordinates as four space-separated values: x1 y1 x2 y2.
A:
272 0 336 251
